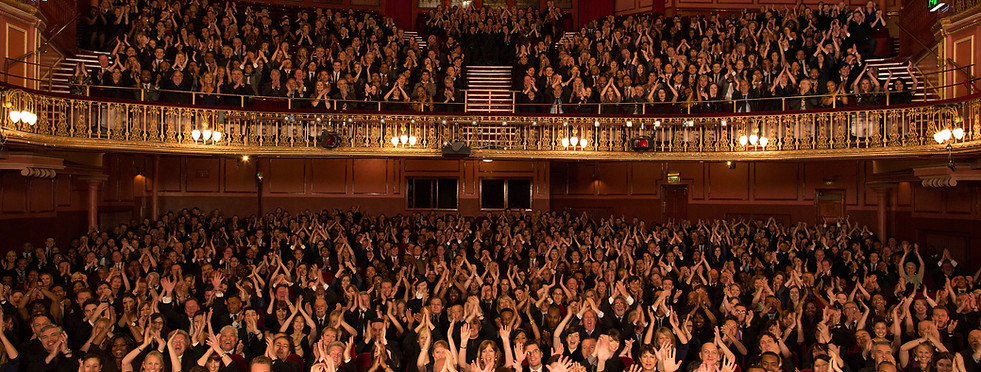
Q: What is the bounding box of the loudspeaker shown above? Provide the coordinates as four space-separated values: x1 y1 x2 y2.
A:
441 140 471 157
318 131 340 149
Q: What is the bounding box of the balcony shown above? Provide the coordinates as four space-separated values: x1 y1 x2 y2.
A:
1 84 979 161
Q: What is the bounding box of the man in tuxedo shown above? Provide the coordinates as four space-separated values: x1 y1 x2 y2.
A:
160 70 191 104
260 69 286 97
91 54 114 87
222 69 256 107
547 85 569 114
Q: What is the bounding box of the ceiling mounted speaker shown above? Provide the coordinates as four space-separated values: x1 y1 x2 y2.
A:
631 136 652 152
318 131 340 149
442 140 471 157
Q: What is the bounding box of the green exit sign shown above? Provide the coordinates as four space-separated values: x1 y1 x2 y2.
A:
928 0 946 11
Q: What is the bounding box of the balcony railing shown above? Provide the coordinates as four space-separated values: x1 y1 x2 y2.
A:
1 84 980 161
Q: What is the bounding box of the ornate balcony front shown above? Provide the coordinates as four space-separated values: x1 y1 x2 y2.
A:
2 87 980 161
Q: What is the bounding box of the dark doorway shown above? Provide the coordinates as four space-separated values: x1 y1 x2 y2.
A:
661 185 688 221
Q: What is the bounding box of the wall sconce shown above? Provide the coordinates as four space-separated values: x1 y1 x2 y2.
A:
191 128 223 144
935 126 965 171
561 129 588 149
738 134 769 148
391 134 417 147
9 110 37 125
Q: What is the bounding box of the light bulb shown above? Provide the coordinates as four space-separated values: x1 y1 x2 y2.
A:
400 134 408 144
391 137 399 146
953 128 965 140
212 131 223 142
9 110 20 123
759 137 769 147
934 132 944 144
570 136 579 146
720 119 727 127
749 134 759 145
408 136 417 146
594 120 600 127
653 120 661 128
626 120 633 128
24 112 36 125
580 139 588 148
202 129 213 141
561 138 570 147
192 129 201 141
739 136 748 146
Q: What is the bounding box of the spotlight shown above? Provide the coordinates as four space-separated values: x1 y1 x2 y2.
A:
318 131 341 148
241 155 250 162
726 161 735 169
631 136 652 152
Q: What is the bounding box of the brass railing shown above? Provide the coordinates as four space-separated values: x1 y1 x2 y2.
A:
1 86 980 161
951 0 981 15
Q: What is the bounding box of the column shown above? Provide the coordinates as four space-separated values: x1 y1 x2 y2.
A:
871 187 893 242
151 156 160 219
81 176 107 231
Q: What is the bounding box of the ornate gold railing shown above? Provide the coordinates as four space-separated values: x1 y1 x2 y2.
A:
2 87 980 161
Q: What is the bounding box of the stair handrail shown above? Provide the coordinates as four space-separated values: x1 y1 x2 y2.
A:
4 13 82 73
898 23 981 95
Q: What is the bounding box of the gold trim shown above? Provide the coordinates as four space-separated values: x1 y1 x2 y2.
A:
1 88 979 161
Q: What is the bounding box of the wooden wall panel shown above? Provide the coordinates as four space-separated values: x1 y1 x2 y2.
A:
405 159 459 173
568 163 597 195
912 185 944 213
1 173 27 214
224 159 257 193
56 175 72 207
310 159 348 194
29 178 55 212
630 163 660 195
754 163 799 200
945 186 974 214
707 163 749 200
352 159 388 195
897 182 912 207
185 158 221 193
534 161 549 198
952 35 975 99
266 159 306 194
550 162 569 195
5 26 27 88
479 160 535 173
158 157 183 192
597 163 629 195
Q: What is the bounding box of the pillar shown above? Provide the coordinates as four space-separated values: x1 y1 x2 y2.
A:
876 190 888 240
151 156 160 219
81 176 107 231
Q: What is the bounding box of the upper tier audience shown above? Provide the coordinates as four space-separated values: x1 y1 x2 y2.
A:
71 0 915 115
0 208 977 372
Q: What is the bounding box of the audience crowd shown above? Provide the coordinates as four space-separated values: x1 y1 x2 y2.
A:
0 208 978 372
68 0 916 114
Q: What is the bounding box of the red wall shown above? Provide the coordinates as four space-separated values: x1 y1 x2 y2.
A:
4 153 980 269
